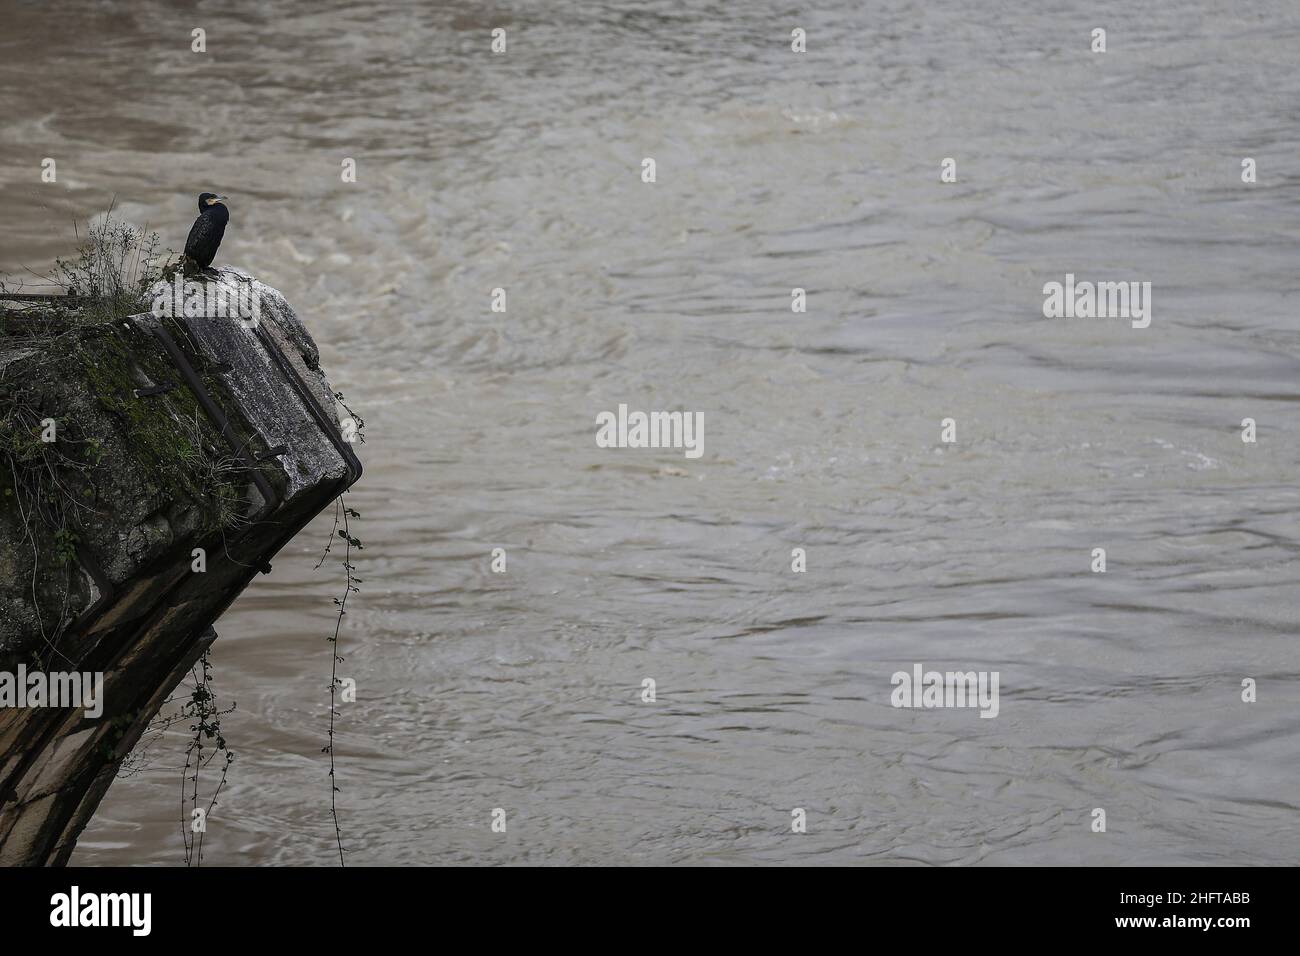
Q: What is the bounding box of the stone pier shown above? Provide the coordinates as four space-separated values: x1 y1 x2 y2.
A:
0 270 361 865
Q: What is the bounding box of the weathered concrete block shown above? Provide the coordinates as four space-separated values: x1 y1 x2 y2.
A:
0 272 360 865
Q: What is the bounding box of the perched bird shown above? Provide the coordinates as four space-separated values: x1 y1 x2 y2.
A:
183 192 229 273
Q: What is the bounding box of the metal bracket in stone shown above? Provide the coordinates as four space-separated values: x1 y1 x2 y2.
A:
66 544 117 642
131 382 177 399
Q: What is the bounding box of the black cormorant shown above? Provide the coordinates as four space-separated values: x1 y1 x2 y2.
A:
184 192 228 273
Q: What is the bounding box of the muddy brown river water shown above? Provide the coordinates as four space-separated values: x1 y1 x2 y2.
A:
1 0 1298 864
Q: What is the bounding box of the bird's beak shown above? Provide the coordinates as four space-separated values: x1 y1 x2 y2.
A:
207 196 228 205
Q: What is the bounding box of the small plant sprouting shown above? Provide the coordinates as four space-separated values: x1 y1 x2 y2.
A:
1 201 179 334
50 199 179 323
52 527 79 566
